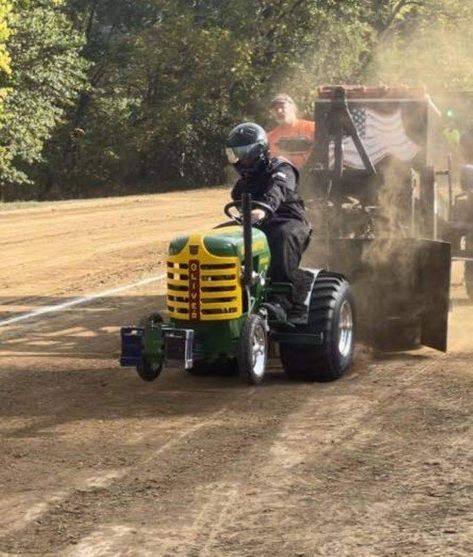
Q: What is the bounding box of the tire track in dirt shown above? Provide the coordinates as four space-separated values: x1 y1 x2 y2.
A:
0 316 463 556
51 337 472 557
27 362 415 555
0 273 259 552
1 193 472 556
0 383 269 554
141 355 439 555
0 190 228 307
181 354 471 556
0 403 231 541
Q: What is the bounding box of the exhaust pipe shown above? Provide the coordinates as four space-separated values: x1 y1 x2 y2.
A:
242 192 253 288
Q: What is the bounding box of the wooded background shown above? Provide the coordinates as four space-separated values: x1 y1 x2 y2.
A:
0 0 472 200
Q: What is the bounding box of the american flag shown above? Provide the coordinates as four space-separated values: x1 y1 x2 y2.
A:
335 105 420 169
351 106 366 138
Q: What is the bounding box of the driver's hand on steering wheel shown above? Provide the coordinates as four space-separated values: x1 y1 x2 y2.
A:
251 208 267 224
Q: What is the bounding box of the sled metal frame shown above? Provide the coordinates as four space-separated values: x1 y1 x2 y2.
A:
307 86 451 352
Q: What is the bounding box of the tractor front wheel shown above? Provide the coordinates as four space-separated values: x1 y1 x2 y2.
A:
137 356 163 382
238 314 268 384
136 312 164 382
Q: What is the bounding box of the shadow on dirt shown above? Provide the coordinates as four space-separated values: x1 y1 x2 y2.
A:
0 363 293 439
1 289 437 438
0 294 167 360
0 294 306 437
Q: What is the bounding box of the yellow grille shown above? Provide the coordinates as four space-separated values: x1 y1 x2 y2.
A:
167 234 242 321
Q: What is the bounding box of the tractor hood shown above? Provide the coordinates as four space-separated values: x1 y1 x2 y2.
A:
168 225 269 259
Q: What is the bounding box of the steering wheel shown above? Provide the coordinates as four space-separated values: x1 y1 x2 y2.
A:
224 200 274 224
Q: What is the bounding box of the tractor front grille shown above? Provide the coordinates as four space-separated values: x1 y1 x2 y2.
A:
167 252 242 321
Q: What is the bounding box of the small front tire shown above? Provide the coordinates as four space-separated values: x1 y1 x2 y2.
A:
136 312 164 382
238 314 268 385
136 356 163 382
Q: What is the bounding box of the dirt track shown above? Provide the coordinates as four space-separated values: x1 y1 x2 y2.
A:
0 190 472 556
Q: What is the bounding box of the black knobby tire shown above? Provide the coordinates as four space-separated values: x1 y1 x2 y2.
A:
138 312 163 328
137 356 163 382
280 271 354 382
136 313 164 382
238 313 268 385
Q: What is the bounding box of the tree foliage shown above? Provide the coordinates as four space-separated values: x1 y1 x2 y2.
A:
0 0 87 190
0 0 12 137
368 0 473 90
0 0 11 78
49 0 375 194
2 0 473 199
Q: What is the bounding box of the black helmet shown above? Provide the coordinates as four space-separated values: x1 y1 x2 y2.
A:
225 122 269 176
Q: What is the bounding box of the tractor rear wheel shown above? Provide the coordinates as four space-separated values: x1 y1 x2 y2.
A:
238 314 268 384
280 271 354 382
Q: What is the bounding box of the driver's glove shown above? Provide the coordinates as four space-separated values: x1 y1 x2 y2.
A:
250 208 267 224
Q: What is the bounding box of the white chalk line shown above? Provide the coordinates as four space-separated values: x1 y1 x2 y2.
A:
0 273 166 328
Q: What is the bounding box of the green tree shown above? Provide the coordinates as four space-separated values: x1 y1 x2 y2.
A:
0 0 88 196
17 0 473 198
50 0 374 193
0 0 12 176
0 0 12 81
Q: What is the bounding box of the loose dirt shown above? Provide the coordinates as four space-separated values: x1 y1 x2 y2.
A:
0 190 471 556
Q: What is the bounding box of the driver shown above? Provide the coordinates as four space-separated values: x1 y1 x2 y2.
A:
225 122 311 320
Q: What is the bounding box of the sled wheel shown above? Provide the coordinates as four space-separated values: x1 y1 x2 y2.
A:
280 271 355 382
238 314 268 385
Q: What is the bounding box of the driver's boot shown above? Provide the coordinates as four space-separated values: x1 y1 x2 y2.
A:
261 302 287 322
286 269 316 325
287 302 308 325
261 294 291 322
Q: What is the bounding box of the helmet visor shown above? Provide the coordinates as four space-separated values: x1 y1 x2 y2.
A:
226 142 260 165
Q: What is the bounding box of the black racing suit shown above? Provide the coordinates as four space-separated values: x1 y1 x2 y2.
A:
231 157 311 311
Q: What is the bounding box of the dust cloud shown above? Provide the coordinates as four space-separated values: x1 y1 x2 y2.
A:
449 260 473 350
353 7 473 343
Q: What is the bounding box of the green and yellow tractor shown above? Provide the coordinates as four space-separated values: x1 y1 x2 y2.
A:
120 194 355 384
